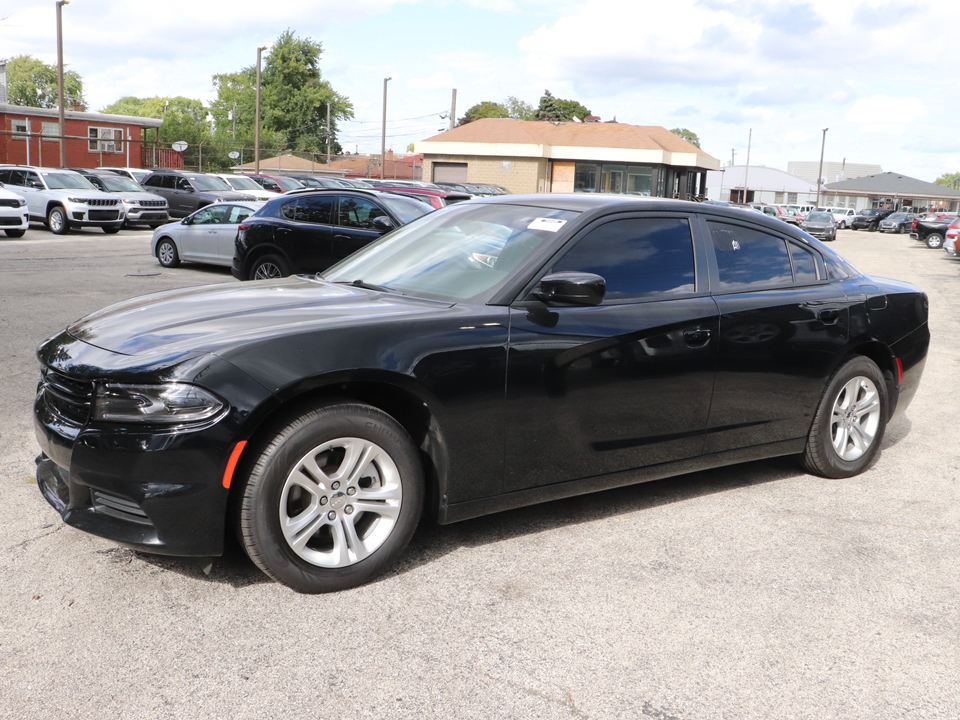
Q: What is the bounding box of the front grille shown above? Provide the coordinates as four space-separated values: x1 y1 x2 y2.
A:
40 368 94 425
139 200 166 208
85 198 119 207
0 198 23 208
89 210 120 221
0 216 23 226
91 490 153 526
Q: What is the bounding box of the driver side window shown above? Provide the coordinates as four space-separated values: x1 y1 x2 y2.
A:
176 177 193 192
338 197 385 229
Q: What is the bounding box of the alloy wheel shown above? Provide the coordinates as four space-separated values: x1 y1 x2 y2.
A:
830 376 881 462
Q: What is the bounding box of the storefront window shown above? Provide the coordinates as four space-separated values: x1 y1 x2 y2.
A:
574 164 598 193
601 165 625 194
626 166 652 195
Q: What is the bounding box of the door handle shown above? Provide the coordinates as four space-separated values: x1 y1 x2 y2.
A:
683 328 711 347
818 309 840 325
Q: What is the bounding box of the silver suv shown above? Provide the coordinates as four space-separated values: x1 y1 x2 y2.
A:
0 166 124 234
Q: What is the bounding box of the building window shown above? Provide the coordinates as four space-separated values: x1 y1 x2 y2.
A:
41 122 61 142
88 126 124 153
574 163 598 192
626 166 653 196
12 120 28 139
787 192 798 204
774 192 784 204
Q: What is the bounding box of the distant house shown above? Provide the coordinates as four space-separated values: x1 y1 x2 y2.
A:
416 118 720 197
0 102 162 168
232 151 423 180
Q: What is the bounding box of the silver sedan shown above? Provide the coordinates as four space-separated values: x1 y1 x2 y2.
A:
151 201 264 269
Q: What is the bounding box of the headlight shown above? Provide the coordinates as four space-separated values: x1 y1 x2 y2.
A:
94 383 226 424
67 197 84 203
17 198 26 207
121 198 138 205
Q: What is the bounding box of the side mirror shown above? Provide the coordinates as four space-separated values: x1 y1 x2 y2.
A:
181 217 191 225
372 215 395 232
533 272 606 306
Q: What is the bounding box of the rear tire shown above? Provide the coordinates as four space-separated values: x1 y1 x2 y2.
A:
801 356 887 478
235 402 424 593
249 254 289 281
47 206 69 235
925 233 944 249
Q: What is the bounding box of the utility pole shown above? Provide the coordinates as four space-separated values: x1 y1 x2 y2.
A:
731 149 736 167
56 0 69 168
326 103 331 164
743 129 752 203
450 89 457 130
381 77 391 180
816 127 829 209
254 43 272 174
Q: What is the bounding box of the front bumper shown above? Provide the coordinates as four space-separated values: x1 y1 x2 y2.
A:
124 206 170 224
0 209 30 230
65 203 124 226
32 340 275 557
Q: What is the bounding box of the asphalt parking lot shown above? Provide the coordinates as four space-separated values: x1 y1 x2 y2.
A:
1 223 958 719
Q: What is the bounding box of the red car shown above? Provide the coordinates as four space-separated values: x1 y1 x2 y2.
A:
380 186 473 210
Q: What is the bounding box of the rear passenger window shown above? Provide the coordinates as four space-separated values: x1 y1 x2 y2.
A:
789 243 819 284
295 195 335 224
708 221 792 291
280 200 298 221
552 217 696 301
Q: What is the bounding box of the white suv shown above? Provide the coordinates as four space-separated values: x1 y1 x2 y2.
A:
209 174 278 202
0 182 30 237
0 166 125 234
826 207 856 228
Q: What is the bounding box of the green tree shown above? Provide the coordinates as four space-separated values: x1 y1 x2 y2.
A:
457 100 509 126
208 30 352 160
5 54 84 108
534 90 591 122
504 96 535 120
934 171 960 188
670 128 701 148
101 96 214 169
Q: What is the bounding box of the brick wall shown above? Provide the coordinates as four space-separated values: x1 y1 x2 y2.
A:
1 112 149 168
423 154 548 194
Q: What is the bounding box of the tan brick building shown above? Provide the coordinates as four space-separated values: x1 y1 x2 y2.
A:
416 118 720 198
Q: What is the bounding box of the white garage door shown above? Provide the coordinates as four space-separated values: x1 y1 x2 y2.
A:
433 162 468 183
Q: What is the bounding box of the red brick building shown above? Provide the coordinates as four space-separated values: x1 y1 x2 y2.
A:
0 103 163 169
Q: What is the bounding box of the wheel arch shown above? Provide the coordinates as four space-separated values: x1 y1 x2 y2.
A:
231 372 447 522
242 243 290 278
834 340 899 420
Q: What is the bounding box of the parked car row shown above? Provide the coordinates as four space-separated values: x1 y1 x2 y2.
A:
910 213 959 249
150 187 432 280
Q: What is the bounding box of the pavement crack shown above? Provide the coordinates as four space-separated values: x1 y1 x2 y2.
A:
6 524 63 552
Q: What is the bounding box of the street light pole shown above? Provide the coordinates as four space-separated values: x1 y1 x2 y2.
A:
56 0 69 168
381 77 392 180
254 44 272 175
816 127 829 209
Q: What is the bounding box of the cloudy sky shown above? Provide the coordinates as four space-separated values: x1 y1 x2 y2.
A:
3 0 956 181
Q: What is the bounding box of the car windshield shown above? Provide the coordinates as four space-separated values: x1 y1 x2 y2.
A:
273 176 304 192
100 176 143 192
223 175 262 191
378 194 434 224
189 175 233 191
42 173 96 190
807 212 832 222
888 213 908 221
323 203 580 303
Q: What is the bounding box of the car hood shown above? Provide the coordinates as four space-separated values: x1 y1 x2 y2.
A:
65 277 453 361
804 222 832 229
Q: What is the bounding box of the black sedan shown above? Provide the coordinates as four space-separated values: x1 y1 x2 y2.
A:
233 188 431 280
33 195 929 592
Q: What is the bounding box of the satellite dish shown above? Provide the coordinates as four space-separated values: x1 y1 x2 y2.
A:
172 141 188 152
228 151 240 159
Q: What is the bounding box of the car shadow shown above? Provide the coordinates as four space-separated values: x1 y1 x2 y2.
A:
134 427 912 591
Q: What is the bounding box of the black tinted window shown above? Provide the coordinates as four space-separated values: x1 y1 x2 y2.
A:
553 217 696 300
161 176 177 190
709 221 792 291
280 200 297 220
295 195 335 224
143 175 161 187
338 196 386 229
789 243 819 284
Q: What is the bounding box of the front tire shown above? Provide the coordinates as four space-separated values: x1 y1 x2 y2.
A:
926 233 944 249
801 356 887 478
156 238 180 267
102 224 121 234
47 206 69 235
236 403 424 593
249 254 289 281
4 228 26 238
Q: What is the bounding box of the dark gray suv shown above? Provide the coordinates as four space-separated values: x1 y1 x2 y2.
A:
141 169 254 218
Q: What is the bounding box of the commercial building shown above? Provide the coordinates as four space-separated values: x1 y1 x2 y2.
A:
416 118 720 197
823 172 960 213
706 165 819 205
787 160 883 185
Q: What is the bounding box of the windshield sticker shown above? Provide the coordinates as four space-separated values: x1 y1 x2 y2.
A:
528 217 567 232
